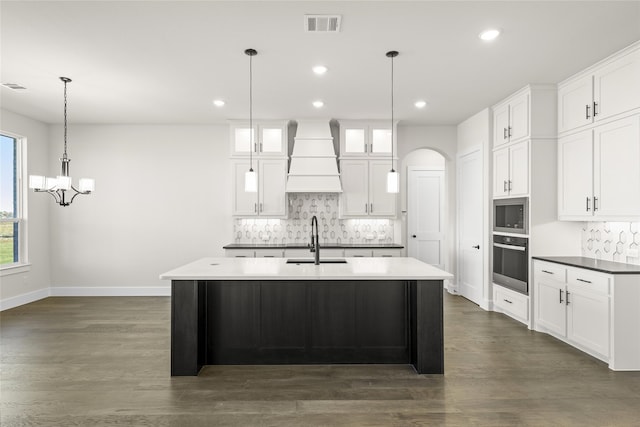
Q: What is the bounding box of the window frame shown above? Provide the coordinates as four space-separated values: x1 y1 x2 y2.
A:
0 132 29 275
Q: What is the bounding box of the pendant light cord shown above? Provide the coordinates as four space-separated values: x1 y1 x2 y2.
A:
249 50 253 172
390 53 394 173
63 79 68 159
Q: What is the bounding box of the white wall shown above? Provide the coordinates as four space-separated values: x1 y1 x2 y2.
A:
47 124 232 293
397 125 457 277
456 108 491 307
0 109 51 309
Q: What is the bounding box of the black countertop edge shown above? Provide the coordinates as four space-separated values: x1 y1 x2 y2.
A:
224 243 404 250
532 256 640 275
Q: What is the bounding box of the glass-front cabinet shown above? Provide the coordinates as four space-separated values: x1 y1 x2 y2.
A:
339 120 397 157
229 120 288 157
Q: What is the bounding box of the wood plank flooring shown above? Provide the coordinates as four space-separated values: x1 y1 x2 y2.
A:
1 293 639 426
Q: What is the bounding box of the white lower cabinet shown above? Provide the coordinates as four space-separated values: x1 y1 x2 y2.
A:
284 248 344 259
344 248 402 257
532 260 640 369
493 284 529 325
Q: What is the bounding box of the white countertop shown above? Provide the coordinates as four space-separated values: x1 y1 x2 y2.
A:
160 257 454 281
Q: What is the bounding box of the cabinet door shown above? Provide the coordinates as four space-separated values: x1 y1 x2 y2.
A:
230 122 256 156
509 93 530 142
340 122 368 156
558 130 593 220
232 159 259 216
258 122 287 157
535 278 566 337
369 160 397 217
566 285 610 358
340 160 369 217
593 116 640 219
508 141 529 196
369 126 393 156
493 147 510 197
493 103 510 147
594 49 640 123
259 159 287 217
558 75 593 133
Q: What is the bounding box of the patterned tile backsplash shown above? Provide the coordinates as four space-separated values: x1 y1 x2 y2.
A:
233 193 395 245
582 222 640 265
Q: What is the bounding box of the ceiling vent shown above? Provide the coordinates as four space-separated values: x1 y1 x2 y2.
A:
305 15 341 32
2 83 27 90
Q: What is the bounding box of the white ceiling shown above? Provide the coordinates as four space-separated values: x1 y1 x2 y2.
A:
2 1 639 126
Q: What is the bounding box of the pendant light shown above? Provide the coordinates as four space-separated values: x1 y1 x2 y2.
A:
28 77 95 206
386 51 399 193
244 48 258 193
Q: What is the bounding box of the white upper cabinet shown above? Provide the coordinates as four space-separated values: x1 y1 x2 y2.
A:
231 158 288 218
229 120 288 157
339 120 397 157
493 91 530 147
558 115 640 221
493 140 529 198
339 159 396 218
558 43 640 135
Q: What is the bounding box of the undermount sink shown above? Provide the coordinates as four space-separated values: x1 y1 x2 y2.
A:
286 259 348 264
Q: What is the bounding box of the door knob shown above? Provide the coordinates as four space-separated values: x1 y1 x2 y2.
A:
472 245 480 249
412 235 417 238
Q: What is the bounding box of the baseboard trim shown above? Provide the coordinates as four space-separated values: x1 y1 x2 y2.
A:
50 287 171 297
0 288 51 311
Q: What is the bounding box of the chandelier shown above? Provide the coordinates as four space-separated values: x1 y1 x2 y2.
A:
28 77 94 206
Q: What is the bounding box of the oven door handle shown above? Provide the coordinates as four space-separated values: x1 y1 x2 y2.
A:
493 243 526 251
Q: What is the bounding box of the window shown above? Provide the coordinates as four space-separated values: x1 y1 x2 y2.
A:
1 133 25 268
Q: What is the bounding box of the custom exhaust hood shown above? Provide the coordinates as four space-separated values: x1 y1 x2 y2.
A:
285 120 343 193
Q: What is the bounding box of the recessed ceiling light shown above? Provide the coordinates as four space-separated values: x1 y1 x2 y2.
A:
312 100 324 108
213 99 225 107
312 65 328 75
479 29 501 41
414 100 427 109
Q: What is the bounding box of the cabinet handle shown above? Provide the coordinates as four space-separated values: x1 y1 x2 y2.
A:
586 197 590 212
254 203 258 213
370 203 373 213
576 278 592 284
593 101 598 117
260 202 263 212
503 180 508 192
260 142 263 153
586 104 591 119
508 126 512 138
566 291 570 305
503 299 513 304
593 196 598 212
542 270 554 275
508 180 512 191
364 144 368 153
365 203 368 213
503 128 508 140
559 289 564 304
381 255 393 257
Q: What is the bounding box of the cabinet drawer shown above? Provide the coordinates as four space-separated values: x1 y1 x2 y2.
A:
372 249 402 257
225 249 255 258
494 285 529 322
345 249 373 257
284 248 345 258
567 268 610 295
534 262 567 282
255 249 284 258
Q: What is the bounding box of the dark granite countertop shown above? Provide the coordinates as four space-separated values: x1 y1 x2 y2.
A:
224 243 404 250
532 256 640 275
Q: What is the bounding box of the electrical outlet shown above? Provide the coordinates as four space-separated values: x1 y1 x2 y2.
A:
627 248 639 258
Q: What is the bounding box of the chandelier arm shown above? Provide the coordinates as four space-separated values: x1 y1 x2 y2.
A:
68 189 86 205
70 184 91 195
36 189 62 204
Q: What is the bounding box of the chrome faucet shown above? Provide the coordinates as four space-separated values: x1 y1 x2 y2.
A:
309 215 320 265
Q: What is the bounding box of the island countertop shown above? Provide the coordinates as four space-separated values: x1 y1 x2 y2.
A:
160 257 453 281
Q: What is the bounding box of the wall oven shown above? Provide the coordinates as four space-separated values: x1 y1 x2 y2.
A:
493 197 528 234
493 235 528 295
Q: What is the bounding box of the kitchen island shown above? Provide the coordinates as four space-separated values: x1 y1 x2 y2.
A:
160 257 453 376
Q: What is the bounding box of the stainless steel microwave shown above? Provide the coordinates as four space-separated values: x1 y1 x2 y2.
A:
493 197 528 235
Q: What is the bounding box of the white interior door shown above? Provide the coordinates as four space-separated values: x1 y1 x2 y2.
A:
458 149 484 305
408 168 445 269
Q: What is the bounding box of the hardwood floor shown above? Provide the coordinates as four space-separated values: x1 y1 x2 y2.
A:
1 293 639 426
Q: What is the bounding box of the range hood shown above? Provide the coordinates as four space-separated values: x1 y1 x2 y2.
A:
286 120 343 193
